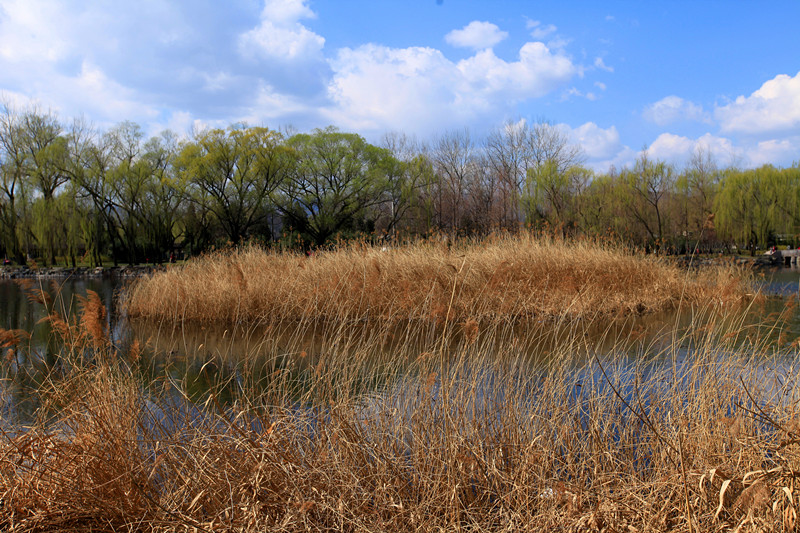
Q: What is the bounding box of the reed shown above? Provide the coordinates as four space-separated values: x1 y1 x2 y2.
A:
123 233 753 327
3 249 797 532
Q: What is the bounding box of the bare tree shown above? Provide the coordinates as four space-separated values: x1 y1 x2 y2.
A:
486 120 529 228
431 129 474 234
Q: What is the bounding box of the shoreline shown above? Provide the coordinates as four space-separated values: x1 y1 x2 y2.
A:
0 254 778 280
0 264 167 280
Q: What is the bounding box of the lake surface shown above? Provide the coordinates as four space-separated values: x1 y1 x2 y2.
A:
1 267 799 426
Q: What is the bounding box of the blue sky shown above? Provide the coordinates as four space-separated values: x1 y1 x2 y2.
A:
1 0 799 172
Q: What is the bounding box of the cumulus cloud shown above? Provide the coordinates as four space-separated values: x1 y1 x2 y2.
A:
643 96 710 125
567 122 621 159
746 137 800 167
0 0 255 125
646 133 739 167
551 121 633 173
648 133 696 161
324 45 461 132
0 1 585 143
445 21 508 50
715 71 800 134
459 43 576 98
324 41 577 134
238 0 324 61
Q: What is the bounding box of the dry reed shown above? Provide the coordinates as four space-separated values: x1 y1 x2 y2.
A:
123 233 752 327
4 244 798 532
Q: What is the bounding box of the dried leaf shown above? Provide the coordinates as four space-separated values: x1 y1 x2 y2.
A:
715 479 732 520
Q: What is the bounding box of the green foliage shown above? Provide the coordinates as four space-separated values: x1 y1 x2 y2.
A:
715 165 800 247
277 127 400 246
1 103 799 261
177 125 288 246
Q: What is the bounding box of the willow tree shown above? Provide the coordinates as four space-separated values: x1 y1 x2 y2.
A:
21 110 69 265
177 125 289 246
618 152 675 250
0 104 28 264
277 127 399 247
715 165 786 248
527 160 591 235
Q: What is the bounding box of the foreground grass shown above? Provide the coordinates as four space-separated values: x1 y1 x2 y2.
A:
3 297 800 532
123 234 752 326
5 241 799 532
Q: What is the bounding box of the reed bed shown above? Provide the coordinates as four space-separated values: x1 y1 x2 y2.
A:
2 274 800 531
123 233 752 327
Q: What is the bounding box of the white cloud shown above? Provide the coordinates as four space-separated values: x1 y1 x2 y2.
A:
567 122 621 159
445 21 508 50
458 43 576 99
593 57 613 72
594 81 606 91
643 96 709 125
715 71 800 134
324 45 461 132
238 0 324 62
648 133 697 162
646 133 740 167
260 0 316 23
746 138 800 167
1 58 159 130
694 134 737 161
526 20 557 40
545 37 571 51
0 1 591 145
324 42 577 134
554 121 634 173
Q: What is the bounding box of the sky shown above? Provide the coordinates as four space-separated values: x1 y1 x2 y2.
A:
1 0 799 173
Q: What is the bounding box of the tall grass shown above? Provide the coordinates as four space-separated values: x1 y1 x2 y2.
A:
123 233 752 326
4 240 799 531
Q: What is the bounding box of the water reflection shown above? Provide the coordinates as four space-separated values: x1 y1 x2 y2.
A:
1 268 800 427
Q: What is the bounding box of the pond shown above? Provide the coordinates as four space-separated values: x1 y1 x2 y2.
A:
1 267 799 427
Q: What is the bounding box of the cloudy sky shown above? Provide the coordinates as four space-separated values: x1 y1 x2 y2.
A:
1 0 799 172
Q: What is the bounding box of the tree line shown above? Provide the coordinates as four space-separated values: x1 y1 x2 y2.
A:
1 105 798 266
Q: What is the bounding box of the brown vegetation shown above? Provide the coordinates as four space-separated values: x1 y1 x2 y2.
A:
123 233 751 327
3 241 795 532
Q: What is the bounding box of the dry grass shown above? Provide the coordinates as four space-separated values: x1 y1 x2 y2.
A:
5 242 800 532
123 233 753 327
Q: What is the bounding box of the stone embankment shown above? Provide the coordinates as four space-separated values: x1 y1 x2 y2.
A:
0 265 166 280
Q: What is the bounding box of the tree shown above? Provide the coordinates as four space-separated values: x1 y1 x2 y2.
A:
521 121 584 228
0 103 29 264
21 109 69 265
675 146 721 251
486 120 529 228
177 125 288 246
139 131 184 261
431 129 475 233
277 127 397 247
715 166 784 248
379 132 436 237
528 160 592 235
73 128 124 265
618 151 675 250
104 121 150 263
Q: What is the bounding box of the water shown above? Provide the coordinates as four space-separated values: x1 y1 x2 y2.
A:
1 268 799 427
758 265 800 296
